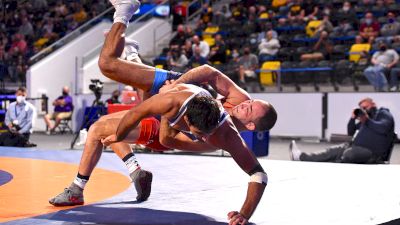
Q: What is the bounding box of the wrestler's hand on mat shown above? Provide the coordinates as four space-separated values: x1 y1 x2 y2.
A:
228 211 248 225
101 134 117 146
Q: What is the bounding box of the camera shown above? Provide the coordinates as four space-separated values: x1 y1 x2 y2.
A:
354 108 365 117
89 79 104 102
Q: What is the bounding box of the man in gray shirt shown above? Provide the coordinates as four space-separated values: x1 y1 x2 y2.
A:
364 41 399 91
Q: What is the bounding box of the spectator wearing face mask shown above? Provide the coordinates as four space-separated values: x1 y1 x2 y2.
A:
376 11 400 44
5 87 36 141
106 90 121 105
336 1 357 26
364 41 399 91
359 12 380 44
44 86 74 134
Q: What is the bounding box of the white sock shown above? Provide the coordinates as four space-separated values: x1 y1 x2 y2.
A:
123 152 141 174
73 173 89 189
112 0 141 26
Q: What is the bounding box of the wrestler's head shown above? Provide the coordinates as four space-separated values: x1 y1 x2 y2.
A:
184 96 221 140
231 100 277 131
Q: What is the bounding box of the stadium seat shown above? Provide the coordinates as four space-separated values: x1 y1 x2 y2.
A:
204 37 215 46
260 61 281 86
331 44 350 60
203 26 219 39
349 43 371 62
306 20 322 37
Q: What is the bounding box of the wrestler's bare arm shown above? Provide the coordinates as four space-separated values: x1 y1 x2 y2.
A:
175 65 251 105
207 119 266 223
114 93 177 142
159 116 218 152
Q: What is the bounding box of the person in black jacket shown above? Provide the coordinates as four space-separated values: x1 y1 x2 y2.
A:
290 97 395 163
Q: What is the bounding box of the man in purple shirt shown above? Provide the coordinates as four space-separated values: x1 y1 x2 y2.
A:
44 86 74 134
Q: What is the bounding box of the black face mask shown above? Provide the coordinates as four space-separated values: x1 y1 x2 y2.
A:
366 107 377 118
380 46 387 51
62 91 68 96
244 51 250 55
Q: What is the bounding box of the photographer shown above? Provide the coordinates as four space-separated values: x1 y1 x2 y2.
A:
4 87 36 142
290 98 395 163
44 86 74 134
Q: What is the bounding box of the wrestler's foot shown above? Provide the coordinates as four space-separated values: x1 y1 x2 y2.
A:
110 0 141 25
125 38 140 61
130 169 152 202
289 140 302 161
49 183 84 206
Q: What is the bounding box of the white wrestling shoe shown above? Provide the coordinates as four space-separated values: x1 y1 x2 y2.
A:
289 140 302 161
125 38 140 61
110 0 141 25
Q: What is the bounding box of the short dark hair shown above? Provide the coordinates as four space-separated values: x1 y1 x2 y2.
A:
186 96 221 134
16 87 26 93
255 102 277 131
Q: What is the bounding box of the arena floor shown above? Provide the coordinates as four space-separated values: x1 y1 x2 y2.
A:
0 133 399 225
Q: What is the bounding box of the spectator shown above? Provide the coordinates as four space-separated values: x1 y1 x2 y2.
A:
192 35 210 58
44 86 74 134
208 34 227 64
199 3 213 25
167 48 188 73
364 41 399 91
258 30 280 62
376 11 400 44
333 19 354 36
106 90 121 105
213 4 231 25
359 12 380 44
187 46 208 69
181 39 193 59
335 1 357 26
301 31 333 61
290 97 395 163
5 87 36 142
169 24 187 48
238 46 259 85
302 0 319 22
18 17 34 39
286 0 305 24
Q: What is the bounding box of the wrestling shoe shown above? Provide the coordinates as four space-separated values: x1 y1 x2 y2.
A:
49 184 84 206
110 0 141 25
125 38 140 61
130 169 153 202
289 140 302 161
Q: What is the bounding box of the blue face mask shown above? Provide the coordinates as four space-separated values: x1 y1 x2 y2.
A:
365 19 372 25
388 18 395 23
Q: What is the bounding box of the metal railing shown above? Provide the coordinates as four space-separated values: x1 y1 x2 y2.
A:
29 6 114 65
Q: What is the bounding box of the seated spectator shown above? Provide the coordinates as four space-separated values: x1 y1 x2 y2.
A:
192 35 210 58
5 87 36 142
290 97 395 164
208 34 227 64
364 41 399 91
283 0 305 25
333 19 354 36
213 4 231 25
167 48 188 73
44 86 74 134
188 46 208 69
258 30 280 62
376 11 400 44
106 90 121 105
181 39 193 59
359 12 380 44
335 1 357 26
169 24 187 48
301 31 333 61
238 46 259 86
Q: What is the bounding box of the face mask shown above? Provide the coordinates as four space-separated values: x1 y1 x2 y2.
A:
365 19 372 25
343 6 350 11
244 50 250 55
62 91 68 95
388 18 395 23
366 107 377 118
232 52 239 58
380 46 387 51
16 95 25 103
